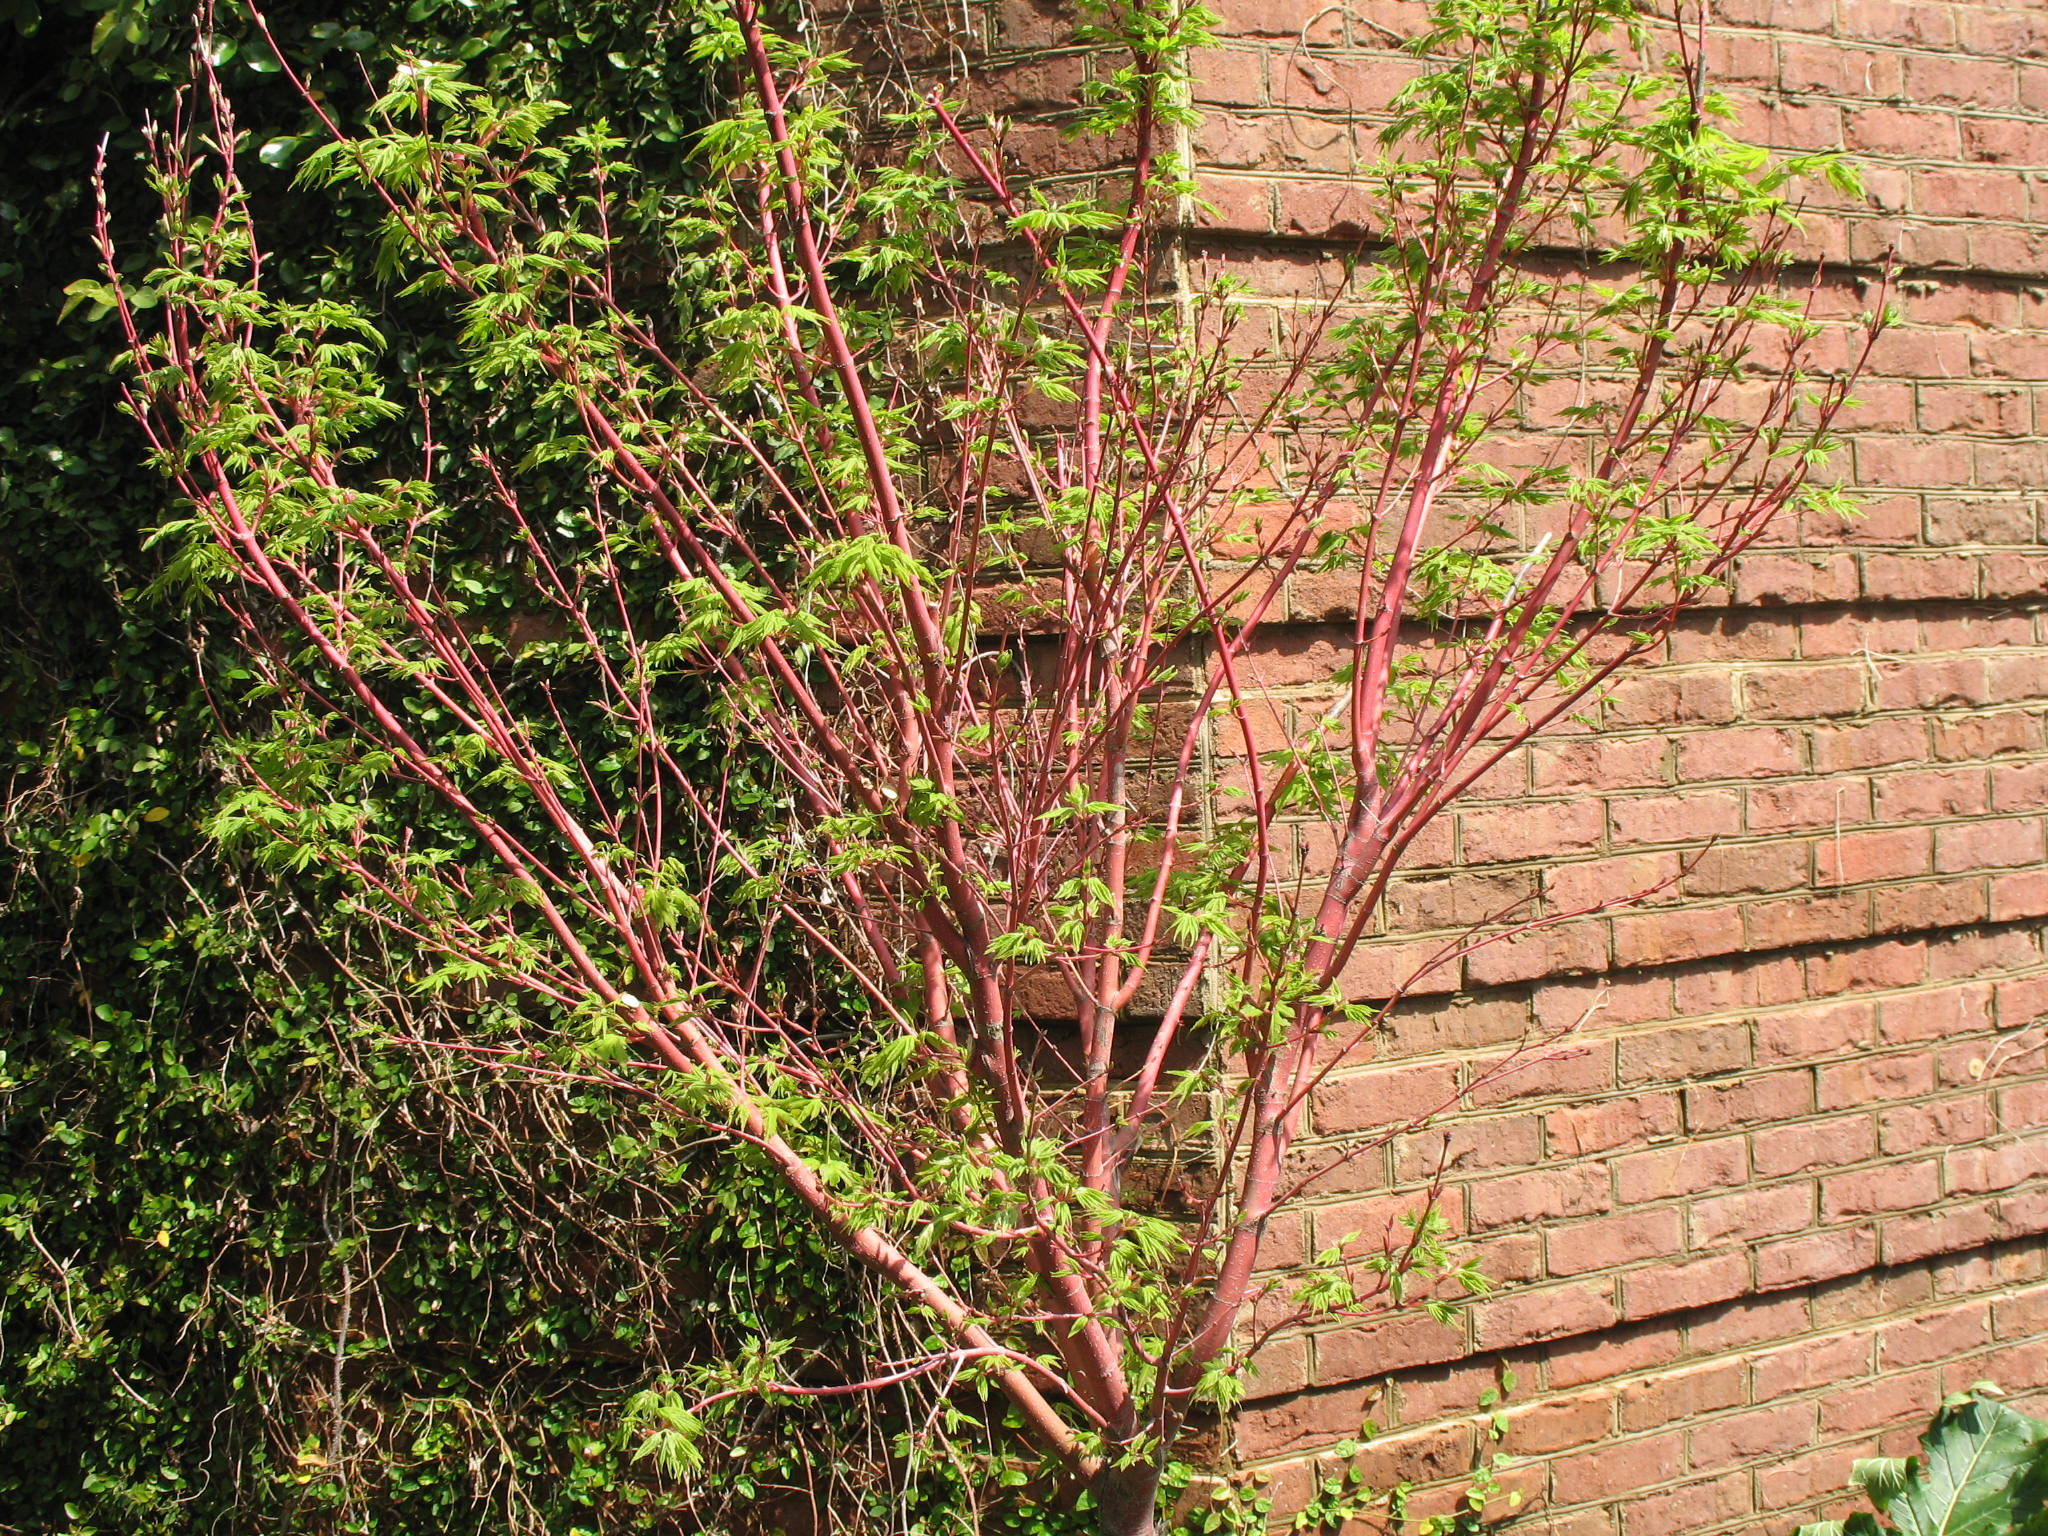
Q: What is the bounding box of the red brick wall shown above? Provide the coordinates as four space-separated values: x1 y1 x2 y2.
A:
930 0 2048 1524
1136 0 2048 1529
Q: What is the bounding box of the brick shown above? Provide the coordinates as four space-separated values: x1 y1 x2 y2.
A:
1463 920 1613 988
1313 1060 1461 1135
1933 712 2043 762
1615 1136 1749 1203
1686 1292 1813 1357
1744 665 1867 720
1548 1430 1682 1506
1546 1095 1682 1157
1878 983 1993 1044
1310 1309 1468 1382
1818 1052 1938 1110
1872 767 1990 822
1818 1372 1941 1436
1548 1208 1685 1278
1685 841 1811 897
1604 672 1738 728
1757 1001 1876 1063
1244 1334 1311 1398
1469 1166 1611 1230
1613 907 1745 969
1846 104 1958 158
1881 1202 2000 1266
1817 826 1932 886
1998 975 2048 1031
1753 1117 1879 1178
1808 938 1930 996
1236 1381 1389 1459
1881 1094 1992 1154
1946 1143 2048 1195
1622 1470 1750 1536
1812 718 1929 773
1393 1113 1542 1181
1618 1021 1749 1085
1497 1389 1614 1455
1743 891 1874 951
1753 1330 1873 1400
1880 1302 1992 1368
1339 938 1463 1001
1691 1401 1815 1466
1690 1181 1815 1247
1677 727 1804 782
1621 1253 1751 1323
1474 1279 1617 1351
1993 761 2048 813
1903 52 2018 109
1394 1358 1511 1422
1873 878 1994 935
1993 870 2048 921
2000 1189 2048 1240
1756 1227 1880 1292
1732 552 1862 605
1822 1160 1942 1219
1688 1070 1815 1132
1993 1285 2048 1342
1610 790 1742 846
1531 737 1672 794
1876 657 1992 713
1616 1359 1746 1434
1384 868 1542 933
1930 928 2039 981
1546 1319 1684 1390
1672 952 1806 1016
1461 800 1604 864
1936 816 2046 873
1749 778 1872 835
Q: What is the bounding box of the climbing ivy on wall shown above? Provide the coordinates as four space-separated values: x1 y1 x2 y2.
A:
0 4 1022 1532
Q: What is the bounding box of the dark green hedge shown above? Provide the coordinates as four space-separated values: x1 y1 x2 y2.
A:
0 5 1000 1531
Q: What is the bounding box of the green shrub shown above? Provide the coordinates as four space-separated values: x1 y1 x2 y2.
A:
1795 1388 2048 1536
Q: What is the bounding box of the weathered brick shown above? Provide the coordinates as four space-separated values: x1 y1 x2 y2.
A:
1469 1166 1611 1230
1757 1001 1876 1063
1620 1253 1752 1323
1548 1208 1686 1278
1313 1060 1461 1135
1474 1279 1617 1351
1615 1136 1749 1204
1548 1430 1682 1506
1496 1389 1614 1454
1690 1401 1816 1467
1880 1302 1992 1368
1616 1358 1747 1433
1756 1227 1880 1292
1752 1117 1878 1179
1881 1201 2001 1266
1690 1180 1816 1247
1823 1160 1943 1220
1688 1069 1815 1132
1622 1470 1751 1536
1546 1094 1682 1157
1752 1330 1873 1399
1617 1021 1749 1085
1613 906 1746 969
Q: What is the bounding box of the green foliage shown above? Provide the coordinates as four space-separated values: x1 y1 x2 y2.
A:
0 2 933 1533
1795 1389 2048 1536
27 0 1882 1526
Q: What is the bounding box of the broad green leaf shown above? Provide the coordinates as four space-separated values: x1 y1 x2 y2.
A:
1809 1395 2048 1536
